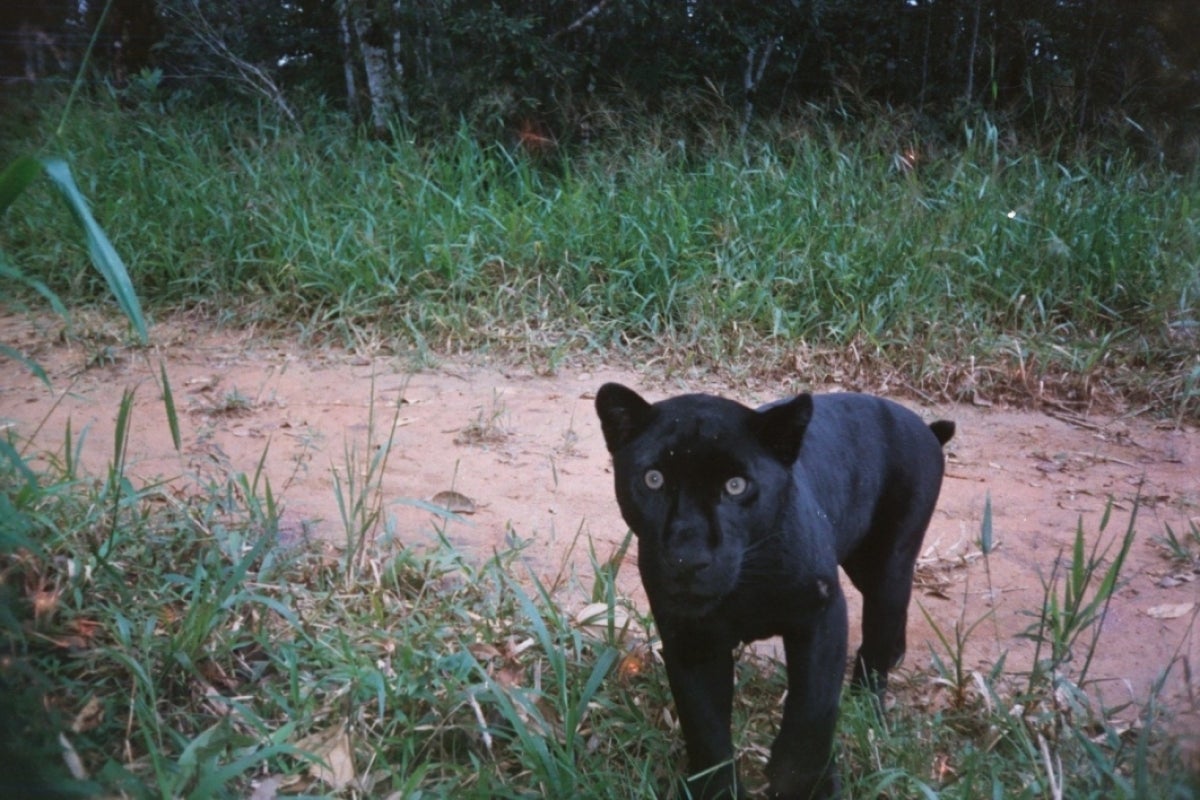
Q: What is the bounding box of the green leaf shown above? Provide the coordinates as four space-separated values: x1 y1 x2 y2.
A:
158 361 181 451
0 258 69 318
0 344 51 388
113 387 136 477
0 156 41 217
979 491 994 554
0 439 39 493
38 157 149 343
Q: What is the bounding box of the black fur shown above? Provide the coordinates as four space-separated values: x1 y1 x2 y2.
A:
595 383 954 800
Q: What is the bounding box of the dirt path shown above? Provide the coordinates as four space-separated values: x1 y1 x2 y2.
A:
3 311 1198 739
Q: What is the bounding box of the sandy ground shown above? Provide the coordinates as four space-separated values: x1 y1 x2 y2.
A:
2 310 1198 742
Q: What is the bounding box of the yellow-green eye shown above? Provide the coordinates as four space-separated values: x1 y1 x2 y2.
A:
725 476 747 496
644 469 664 490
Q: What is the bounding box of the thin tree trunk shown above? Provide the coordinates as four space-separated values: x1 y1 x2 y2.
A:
965 0 982 103
338 2 358 116
357 27 394 134
919 1 931 110
390 1 408 121
342 0 405 136
740 36 778 139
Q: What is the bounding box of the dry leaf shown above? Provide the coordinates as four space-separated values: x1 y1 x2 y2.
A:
575 602 630 630
617 649 652 683
295 725 356 791
37 618 103 653
430 490 476 514
495 664 524 688
575 603 646 645
247 776 283 800
30 584 62 625
197 657 237 690
71 696 105 733
158 605 183 626
37 632 91 652
468 642 502 661
70 618 102 641
1146 602 1195 620
186 375 219 392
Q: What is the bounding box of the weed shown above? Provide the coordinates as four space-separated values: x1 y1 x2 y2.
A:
455 389 511 446
331 374 404 582
1020 497 1137 693
210 387 254 415
1155 519 1200 567
554 404 581 459
920 493 1005 710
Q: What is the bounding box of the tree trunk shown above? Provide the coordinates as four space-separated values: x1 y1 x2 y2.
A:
341 0 406 136
918 2 931 110
740 36 778 139
965 0 982 103
338 2 359 117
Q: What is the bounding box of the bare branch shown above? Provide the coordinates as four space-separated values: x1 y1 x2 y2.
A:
169 2 296 122
552 0 612 39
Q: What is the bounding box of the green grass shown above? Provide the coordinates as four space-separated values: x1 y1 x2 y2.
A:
0 414 673 798
3 93 1198 416
3 399 1198 799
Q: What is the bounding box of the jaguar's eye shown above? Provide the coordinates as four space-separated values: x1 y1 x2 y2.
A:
724 476 748 496
644 469 664 490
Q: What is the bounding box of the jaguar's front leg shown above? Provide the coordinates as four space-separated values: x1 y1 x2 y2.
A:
766 585 848 800
661 633 740 800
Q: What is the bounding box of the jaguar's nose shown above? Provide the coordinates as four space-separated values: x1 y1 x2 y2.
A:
669 547 713 581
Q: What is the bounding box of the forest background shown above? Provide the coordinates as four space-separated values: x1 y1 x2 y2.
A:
3 0 1199 159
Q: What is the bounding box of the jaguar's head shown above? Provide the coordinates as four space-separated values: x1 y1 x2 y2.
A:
595 382 813 617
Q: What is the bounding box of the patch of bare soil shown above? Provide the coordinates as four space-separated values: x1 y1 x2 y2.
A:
3 311 1198 744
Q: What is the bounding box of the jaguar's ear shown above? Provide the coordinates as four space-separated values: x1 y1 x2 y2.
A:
753 394 813 465
595 383 654 453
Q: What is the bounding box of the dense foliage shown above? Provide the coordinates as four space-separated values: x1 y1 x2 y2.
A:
3 1 1198 160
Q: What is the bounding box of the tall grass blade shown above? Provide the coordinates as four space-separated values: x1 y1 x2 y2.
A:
0 260 69 318
39 157 149 343
158 361 181 451
111 387 135 478
56 0 113 137
1076 497 1138 682
63 417 75 480
0 443 38 556
0 344 51 387
96 387 137 565
980 491 995 555
0 440 38 495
